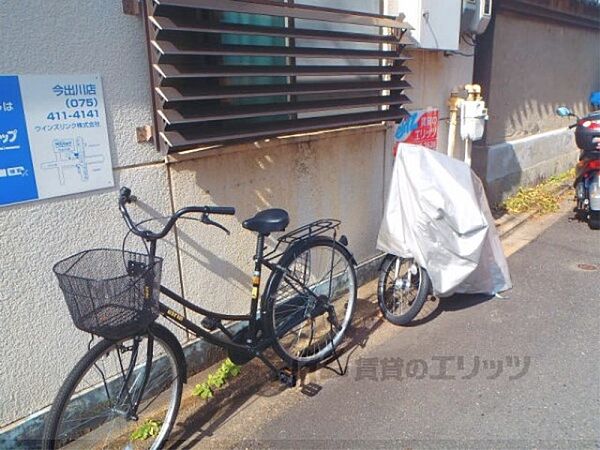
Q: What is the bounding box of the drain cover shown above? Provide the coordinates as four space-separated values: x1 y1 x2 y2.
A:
577 263 599 271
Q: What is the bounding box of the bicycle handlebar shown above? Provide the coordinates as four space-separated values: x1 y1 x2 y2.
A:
119 186 235 240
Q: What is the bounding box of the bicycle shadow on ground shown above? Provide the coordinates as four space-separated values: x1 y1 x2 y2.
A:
168 354 275 450
169 383 266 450
406 293 496 327
168 294 384 449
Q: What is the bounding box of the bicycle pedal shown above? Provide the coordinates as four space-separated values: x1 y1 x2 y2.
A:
279 367 297 388
200 317 221 331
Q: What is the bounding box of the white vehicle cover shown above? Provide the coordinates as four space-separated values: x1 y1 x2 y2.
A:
377 144 512 297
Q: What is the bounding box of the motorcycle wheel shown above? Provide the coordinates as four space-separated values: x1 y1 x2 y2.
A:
589 211 600 230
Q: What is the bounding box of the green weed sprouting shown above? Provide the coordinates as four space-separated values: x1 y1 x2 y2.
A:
192 358 241 400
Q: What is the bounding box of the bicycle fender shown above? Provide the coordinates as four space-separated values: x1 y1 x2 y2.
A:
150 323 188 384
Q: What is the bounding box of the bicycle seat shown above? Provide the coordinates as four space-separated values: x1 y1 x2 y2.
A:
243 209 289 235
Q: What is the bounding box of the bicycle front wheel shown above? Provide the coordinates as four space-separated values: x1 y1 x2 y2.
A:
264 237 357 367
42 323 184 450
377 254 431 325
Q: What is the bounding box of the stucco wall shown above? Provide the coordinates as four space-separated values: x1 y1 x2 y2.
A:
0 0 179 428
409 45 476 158
0 0 474 432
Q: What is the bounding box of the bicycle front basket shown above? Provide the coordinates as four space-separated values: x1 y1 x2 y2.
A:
53 249 163 340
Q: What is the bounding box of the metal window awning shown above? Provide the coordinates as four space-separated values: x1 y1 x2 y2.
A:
142 0 413 154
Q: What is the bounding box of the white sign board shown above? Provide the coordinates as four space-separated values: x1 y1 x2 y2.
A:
0 74 113 207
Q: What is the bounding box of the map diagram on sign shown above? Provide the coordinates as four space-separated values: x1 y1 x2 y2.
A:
41 137 105 186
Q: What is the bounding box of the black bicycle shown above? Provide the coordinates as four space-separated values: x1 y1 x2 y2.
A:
42 187 357 449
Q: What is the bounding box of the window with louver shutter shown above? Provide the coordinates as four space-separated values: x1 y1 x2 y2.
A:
142 0 413 154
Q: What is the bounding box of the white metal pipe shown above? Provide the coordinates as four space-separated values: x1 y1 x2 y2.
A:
464 138 472 167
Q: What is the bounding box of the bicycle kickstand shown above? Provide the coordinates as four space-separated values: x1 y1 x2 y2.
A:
328 337 347 376
323 320 347 377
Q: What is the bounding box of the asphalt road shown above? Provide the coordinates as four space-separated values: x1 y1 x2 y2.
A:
187 209 600 450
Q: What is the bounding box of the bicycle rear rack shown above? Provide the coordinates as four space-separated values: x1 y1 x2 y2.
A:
264 219 340 261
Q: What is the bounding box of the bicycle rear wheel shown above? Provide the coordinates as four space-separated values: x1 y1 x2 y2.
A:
42 324 184 450
264 237 357 367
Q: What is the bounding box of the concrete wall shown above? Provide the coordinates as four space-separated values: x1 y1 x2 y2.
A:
473 128 579 205
486 13 599 144
473 8 600 204
0 0 474 435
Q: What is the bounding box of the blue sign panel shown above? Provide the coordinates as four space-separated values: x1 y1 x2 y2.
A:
0 74 113 208
0 76 39 205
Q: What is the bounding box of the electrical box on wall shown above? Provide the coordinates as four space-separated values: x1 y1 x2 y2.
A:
460 100 488 141
461 0 493 35
397 0 462 51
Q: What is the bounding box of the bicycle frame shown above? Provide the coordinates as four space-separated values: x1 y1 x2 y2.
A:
150 235 335 358
148 234 280 356
149 231 343 359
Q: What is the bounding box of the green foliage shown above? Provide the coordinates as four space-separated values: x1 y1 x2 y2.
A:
130 419 162 441
223 358 241 377
208 372 226 389
129 363 242 440
546 168 576 185
502 168 575 215
193 382 214 399
192 358 241 400
503 187 560 215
